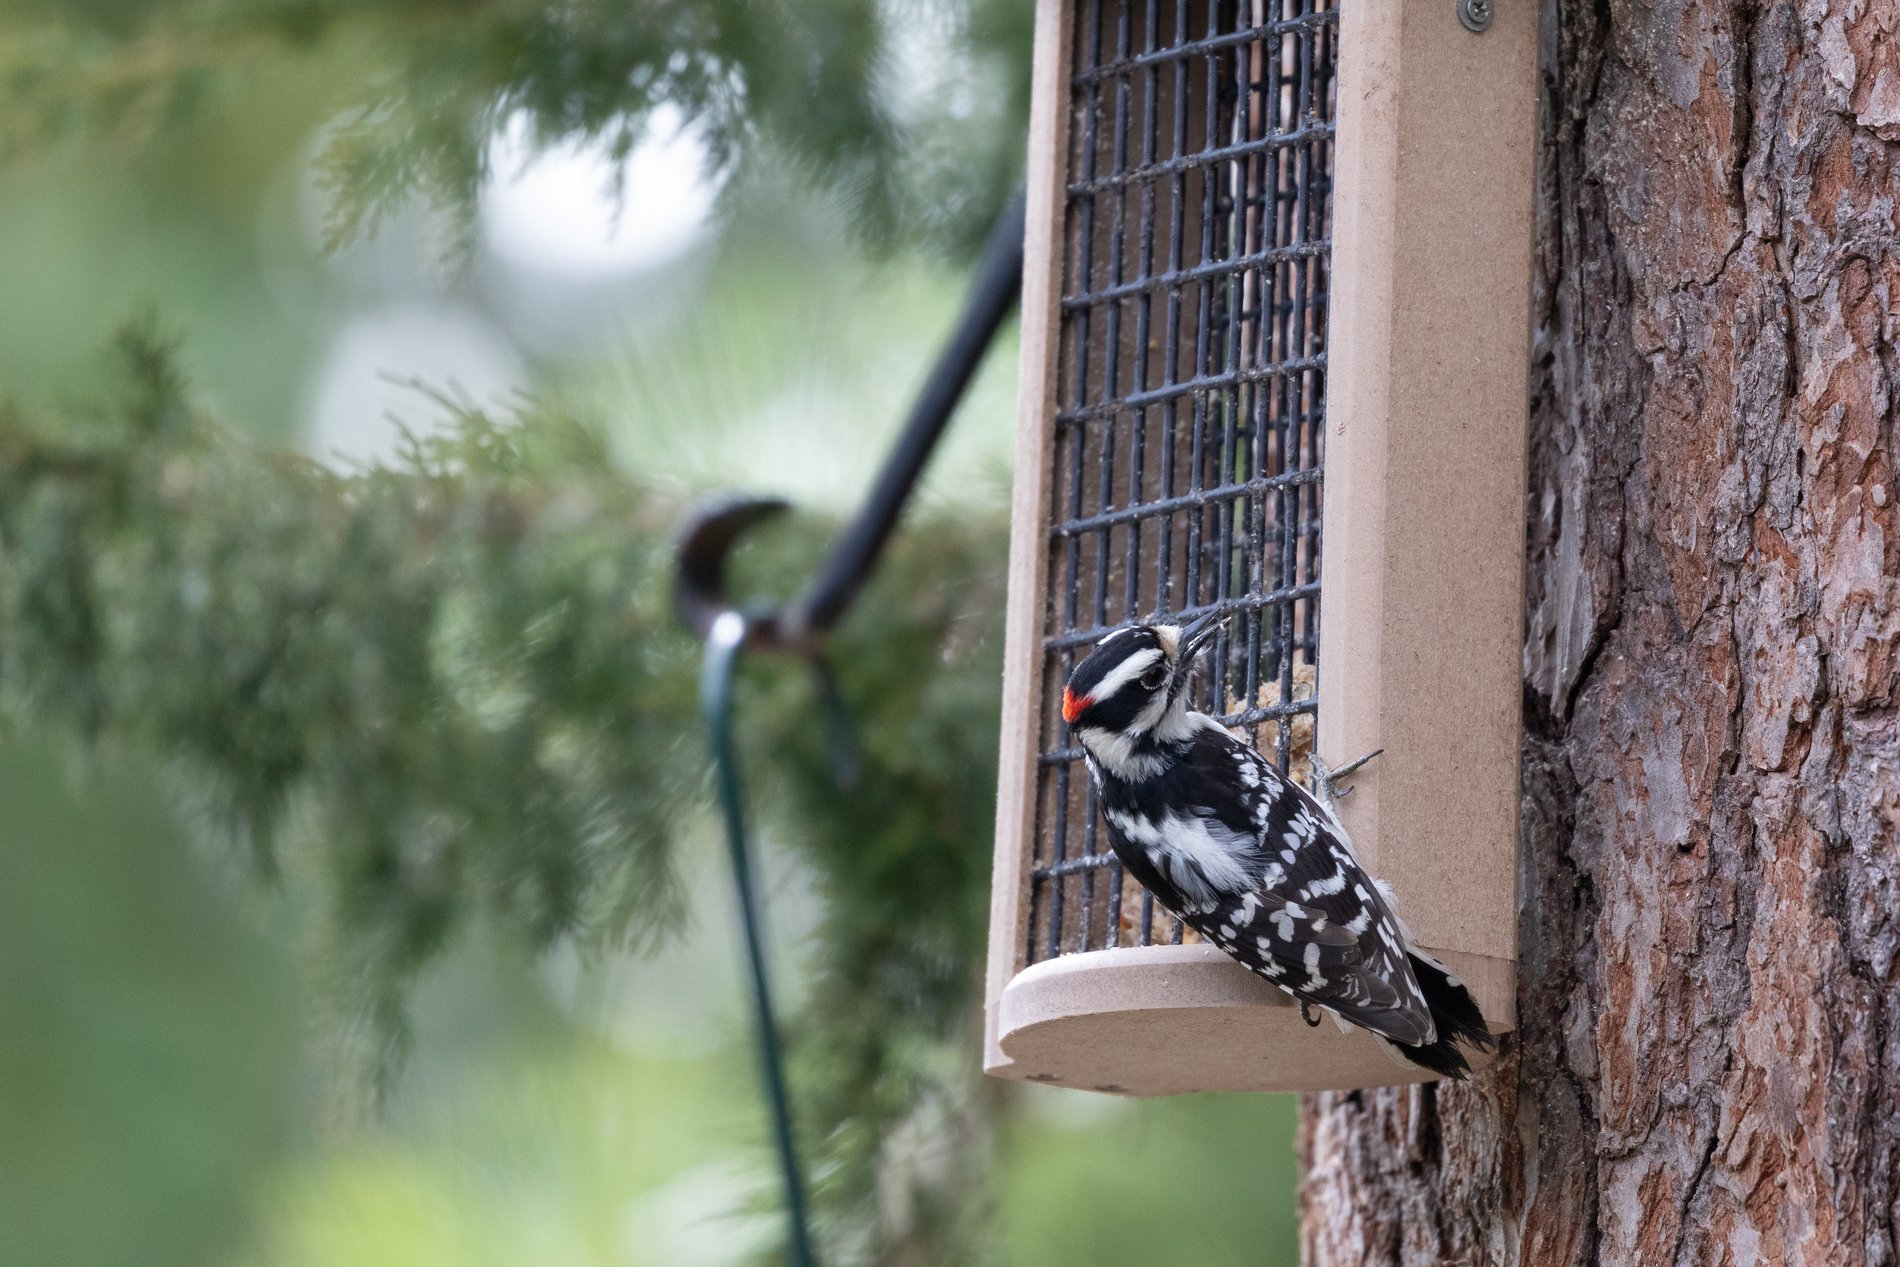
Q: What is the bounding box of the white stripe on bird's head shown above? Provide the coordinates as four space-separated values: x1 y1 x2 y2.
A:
1087 646 1165 704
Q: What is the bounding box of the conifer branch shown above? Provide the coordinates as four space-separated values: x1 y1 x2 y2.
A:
0 325 1009 1260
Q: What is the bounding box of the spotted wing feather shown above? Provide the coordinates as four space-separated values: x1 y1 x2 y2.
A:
1129 728 1436 1046
1181 886 1363 992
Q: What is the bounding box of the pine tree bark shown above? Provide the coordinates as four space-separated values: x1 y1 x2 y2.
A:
1298 1 1900 1263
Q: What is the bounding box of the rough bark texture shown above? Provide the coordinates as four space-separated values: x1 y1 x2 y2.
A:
1298 1 1900 1264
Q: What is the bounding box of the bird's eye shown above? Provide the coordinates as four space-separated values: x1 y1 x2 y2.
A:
1139 665 1168 691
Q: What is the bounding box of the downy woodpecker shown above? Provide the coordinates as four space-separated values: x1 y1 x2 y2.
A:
1061 613 1494 1078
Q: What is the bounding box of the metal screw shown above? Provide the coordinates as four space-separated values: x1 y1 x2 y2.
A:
1458 0 1493 33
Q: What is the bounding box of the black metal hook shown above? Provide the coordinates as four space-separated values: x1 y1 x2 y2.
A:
670 189 1025 656
673 494 793 649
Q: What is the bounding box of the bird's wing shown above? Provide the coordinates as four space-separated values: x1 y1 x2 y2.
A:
1183 882 1364 993
1187 733 1436 1046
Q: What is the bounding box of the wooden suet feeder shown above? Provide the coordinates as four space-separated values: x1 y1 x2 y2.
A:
985 0 1538 1095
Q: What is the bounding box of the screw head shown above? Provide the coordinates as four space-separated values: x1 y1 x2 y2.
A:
1458 0 1493 32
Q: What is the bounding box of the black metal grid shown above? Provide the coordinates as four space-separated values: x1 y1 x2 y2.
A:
1026 0 1337 963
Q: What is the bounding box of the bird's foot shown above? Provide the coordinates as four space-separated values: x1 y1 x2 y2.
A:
1300 1001 1323 1028
1307 748 1383 816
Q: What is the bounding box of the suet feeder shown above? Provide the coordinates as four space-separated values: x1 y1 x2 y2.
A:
985 0 1538 1094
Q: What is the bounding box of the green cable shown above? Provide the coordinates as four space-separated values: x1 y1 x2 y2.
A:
700 610 819 1267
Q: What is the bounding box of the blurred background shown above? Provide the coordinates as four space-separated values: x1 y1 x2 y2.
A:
0 2 1299 1263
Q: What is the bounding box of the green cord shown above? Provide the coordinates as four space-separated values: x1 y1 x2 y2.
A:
700 611 819 1267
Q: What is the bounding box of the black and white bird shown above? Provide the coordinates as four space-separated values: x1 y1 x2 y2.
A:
1061 612 1494 1078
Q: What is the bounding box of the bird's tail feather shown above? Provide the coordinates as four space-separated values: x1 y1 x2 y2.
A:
1391 1032 1474 1079
1390 951 1495 1080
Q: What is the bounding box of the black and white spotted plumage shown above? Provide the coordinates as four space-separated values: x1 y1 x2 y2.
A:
1061 616 1494 1078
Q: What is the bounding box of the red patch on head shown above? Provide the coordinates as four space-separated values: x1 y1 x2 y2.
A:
1061 687 1091 725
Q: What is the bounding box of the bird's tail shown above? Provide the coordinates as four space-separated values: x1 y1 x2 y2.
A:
1392 951 1496 1081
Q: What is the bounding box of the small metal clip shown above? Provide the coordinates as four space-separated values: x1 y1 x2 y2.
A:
1458 0 1493 33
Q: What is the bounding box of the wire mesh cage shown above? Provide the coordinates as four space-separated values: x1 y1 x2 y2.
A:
1032 0 1335 967
987 0 1539 1095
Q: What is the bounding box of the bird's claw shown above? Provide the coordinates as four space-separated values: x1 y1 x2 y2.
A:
1300 1002 1323 1028
1308 748 1383 816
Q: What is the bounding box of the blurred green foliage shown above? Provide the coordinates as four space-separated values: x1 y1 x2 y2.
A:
0 328 1015 1257
0 740 298 1267
0 38 363 432
998 1095 1302 1263
1 335 697 1069
574 201 1020 512
0 0 1033 256
255 1038 774 1267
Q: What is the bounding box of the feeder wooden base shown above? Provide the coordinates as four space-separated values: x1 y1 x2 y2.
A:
988 944 1513 1096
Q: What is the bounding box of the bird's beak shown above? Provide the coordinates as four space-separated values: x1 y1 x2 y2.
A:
1177 609 1227 658
1169 609 1229 693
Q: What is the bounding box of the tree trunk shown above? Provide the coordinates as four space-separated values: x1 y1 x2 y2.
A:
1297 1 1900 1263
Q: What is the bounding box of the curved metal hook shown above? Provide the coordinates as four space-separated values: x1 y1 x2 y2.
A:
673 494 791 647
674 494 861 785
